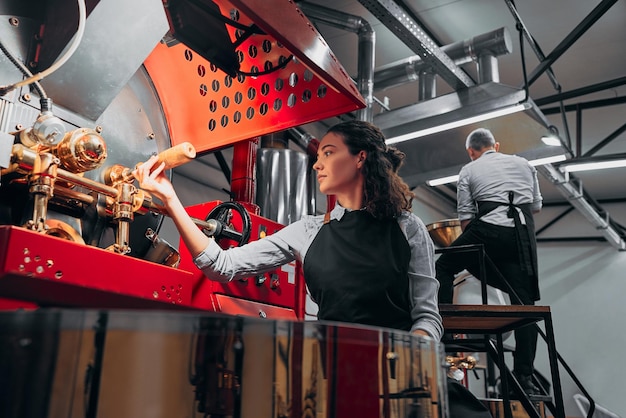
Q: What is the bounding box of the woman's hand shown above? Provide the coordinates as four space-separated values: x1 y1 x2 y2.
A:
132 155 175 204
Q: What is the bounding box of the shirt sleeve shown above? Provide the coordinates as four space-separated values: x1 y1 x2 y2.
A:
401 213 444 340
193 219 306 282
530 165 543 212
456 165 476 221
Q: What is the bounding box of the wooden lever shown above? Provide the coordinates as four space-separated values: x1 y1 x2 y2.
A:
149 142 196 171
104 142 197 186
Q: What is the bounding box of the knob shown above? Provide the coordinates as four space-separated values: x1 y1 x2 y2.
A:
270 273 280 289
255 274 266 286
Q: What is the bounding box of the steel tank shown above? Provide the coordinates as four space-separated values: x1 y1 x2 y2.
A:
256 147 314 226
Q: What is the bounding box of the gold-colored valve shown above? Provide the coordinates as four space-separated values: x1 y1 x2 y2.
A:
446 354 477 370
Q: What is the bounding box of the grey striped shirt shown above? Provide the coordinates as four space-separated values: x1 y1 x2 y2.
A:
194 204 443 340
457 150 542 226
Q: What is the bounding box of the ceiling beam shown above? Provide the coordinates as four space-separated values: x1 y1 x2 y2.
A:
582 123 626 158
356 0 474 90
526 0 619 87
541 96 626 115
504 0 561 91
535 76 626 107
537 164 626 251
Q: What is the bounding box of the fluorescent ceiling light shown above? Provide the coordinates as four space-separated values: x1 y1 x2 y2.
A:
563 159 626 172
426 154 568 186
426 175 459 186
540 135 562 146
386 103 530 145
528 154 567 166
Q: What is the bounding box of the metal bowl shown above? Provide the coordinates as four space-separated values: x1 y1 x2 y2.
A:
426 219 462 247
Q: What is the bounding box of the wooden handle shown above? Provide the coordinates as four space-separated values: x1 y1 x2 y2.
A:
129 142 196 183
153 142 196 170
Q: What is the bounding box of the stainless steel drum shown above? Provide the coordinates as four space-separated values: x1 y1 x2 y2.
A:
0 309 449 418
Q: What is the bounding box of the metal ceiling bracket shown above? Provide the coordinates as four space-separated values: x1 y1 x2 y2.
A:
357 0 474 90
537 164 626 250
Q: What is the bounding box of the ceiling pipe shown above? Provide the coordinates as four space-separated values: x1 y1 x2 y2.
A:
297 1 375 122
296 0 624 252
358 0 473 90
418 69 436 101
374 27 513 91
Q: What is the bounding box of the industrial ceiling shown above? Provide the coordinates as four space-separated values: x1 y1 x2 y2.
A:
288 0 626 248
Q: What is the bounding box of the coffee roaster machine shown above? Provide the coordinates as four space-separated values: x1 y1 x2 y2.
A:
0 1 449 417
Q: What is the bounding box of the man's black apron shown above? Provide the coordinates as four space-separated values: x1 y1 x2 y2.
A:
475 191 539 301
303 209 413 331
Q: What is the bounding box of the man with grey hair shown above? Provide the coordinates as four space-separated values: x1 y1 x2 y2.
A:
435 127 543 397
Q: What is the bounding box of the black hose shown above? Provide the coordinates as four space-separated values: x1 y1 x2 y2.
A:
0 38 49 110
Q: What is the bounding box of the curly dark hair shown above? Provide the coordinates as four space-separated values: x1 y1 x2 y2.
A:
326 120 415 219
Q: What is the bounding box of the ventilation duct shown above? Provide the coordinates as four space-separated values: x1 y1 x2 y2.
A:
374 82 567 188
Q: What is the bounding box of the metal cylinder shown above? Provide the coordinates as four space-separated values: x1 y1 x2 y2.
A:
418 70 437 101
374 27 512 90
478 53 500 83
256 148 311 225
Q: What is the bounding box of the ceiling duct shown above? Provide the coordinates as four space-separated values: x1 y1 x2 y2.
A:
348 0 566 187
324 0 622 249
374 82 566 188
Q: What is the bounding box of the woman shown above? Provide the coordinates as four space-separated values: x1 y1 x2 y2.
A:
134 120 442 340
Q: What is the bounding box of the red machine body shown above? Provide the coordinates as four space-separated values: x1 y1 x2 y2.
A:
0 202 306 320
0 225 195 310
179 200 306 320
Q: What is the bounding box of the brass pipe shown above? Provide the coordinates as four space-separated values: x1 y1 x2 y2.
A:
57 169 118 197
53 186 96 206
9 143 119 197
138 195 220 236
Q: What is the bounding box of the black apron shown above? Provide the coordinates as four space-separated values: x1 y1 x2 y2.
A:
303 210 413 331
476 191 539 300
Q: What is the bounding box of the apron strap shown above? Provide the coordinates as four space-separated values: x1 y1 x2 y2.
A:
506 192 537 277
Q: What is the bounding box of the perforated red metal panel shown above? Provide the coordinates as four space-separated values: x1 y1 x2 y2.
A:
145 0 365 154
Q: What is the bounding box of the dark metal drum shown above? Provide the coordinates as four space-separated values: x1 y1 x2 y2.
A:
0 309 449 418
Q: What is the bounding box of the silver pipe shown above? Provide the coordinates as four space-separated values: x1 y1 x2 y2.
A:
356 27 375 122
374 27 512 91
297 1 375 122
478 54 499 83
286 127 315 152
418 70 436 101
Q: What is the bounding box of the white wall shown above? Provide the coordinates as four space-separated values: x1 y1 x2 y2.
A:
535 241 626 417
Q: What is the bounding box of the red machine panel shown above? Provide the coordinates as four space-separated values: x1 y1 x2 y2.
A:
0 226 194 310
179 201 305 320
145 0 365 154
